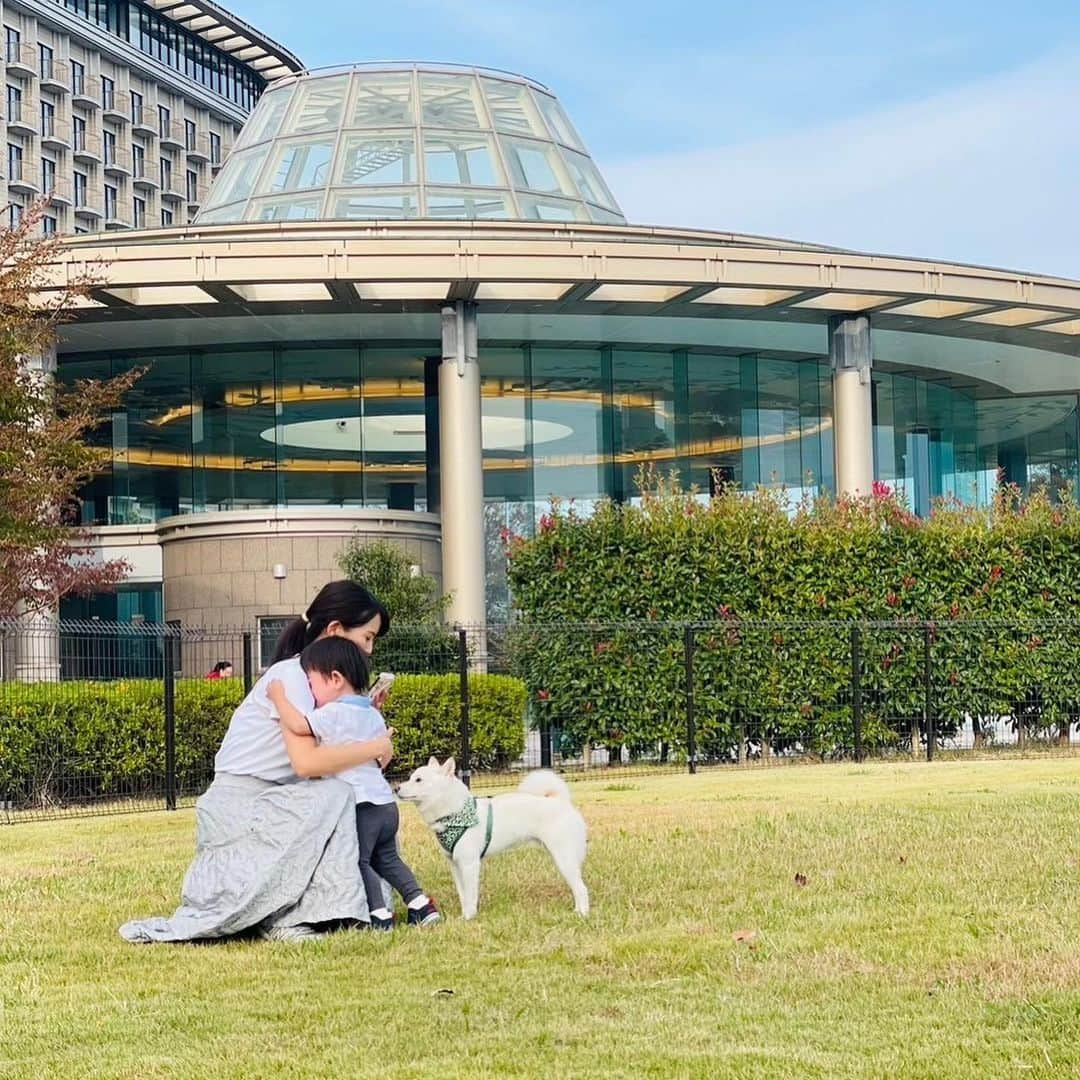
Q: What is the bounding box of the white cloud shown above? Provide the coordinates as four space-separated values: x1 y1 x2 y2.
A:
604 50 1080 278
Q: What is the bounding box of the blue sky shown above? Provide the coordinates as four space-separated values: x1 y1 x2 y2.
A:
231 1 1080 276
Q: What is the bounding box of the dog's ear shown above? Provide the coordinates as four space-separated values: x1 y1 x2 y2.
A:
427 756 440 769
441 757 456 776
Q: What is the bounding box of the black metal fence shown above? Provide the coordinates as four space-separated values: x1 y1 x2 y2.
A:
3 617 1080 823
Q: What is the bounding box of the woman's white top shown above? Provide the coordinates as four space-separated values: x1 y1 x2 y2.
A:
213 656 315 782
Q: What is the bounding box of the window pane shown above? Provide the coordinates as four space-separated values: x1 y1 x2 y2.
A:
347 71 414 127
265 137 335 193
516 193 587 221
287 74 348 134
331 190 418 219
247 194 323 221
481 77 546 137
201 146 266 208
425 187 511 219
423 132 501 186
237 85 293 148
335 132 415 185
499 135 571 194
420 72 482 128
561 148 617 210
533 90 584 149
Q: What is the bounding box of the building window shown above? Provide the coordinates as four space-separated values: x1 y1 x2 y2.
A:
73 114 87 152
102 75 115 111
7 84 21 125
210 132 221 165
186 168 198 202
103 129 118 166
7 143 23 182
185 119 196 151
258 616 294 669
42 157 56 193
158 105 171 139
38 44 54 81
133 195 146 228
71 59 85 96
131 90 144 126
42 214 57 236
105 184 118 219
40 100 55 139
132 142 145 177
160 156 172 191
8 202 22 229
74 170 88 206
5 26 20 65
161 207 173 226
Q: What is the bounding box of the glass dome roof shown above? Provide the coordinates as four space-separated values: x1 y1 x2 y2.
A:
197 63 626 226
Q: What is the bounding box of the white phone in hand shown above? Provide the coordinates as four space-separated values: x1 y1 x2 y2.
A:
368 671 395 700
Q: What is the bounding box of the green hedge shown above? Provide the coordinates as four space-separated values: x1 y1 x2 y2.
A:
505 477 1080 758
0 673 526 808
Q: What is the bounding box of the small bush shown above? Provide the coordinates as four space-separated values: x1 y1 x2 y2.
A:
0 673 526 808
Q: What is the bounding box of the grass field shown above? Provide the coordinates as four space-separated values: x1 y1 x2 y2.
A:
2 759 1079 1079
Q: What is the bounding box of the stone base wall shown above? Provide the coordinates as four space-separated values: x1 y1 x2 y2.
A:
156 509 441 628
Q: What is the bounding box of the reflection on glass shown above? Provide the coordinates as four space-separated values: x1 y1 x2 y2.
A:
348 72 414 127
332 190 418 219
238 85 293 148
425 188 510 219
534 92 584 150
480 77 546 137
288 75 348 134
420 73 482 128
424 133 501 186
612 350 676 499
202 146 267 208
500 135 570 194
248 195 322 221
517 193 586 221
561 148 617 210
336 133 416 185
266 138 334 192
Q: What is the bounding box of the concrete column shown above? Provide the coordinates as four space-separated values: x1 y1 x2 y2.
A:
14 345 61 681
438 301 487 628
829 314 875 497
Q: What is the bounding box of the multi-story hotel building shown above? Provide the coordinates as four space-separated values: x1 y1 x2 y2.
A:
2 0 301 233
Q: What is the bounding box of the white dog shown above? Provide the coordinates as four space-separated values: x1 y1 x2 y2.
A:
396 757 589 920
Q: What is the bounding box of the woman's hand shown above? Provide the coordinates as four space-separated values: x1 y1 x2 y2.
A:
370 686 389 709
374 727 395 770
266 679 286 706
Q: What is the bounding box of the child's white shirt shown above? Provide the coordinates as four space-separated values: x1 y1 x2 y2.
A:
308 694 395 805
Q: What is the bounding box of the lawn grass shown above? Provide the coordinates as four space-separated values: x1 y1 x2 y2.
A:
2 759 1079 1079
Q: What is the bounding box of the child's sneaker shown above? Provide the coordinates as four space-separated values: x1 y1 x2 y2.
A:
369 913 395 932
406 898 441 926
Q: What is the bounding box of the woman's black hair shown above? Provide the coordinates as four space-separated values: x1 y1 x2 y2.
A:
299 637 370 693
211 660 232 673
269 580 390 665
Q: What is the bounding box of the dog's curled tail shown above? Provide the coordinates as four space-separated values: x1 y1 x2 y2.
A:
518 769 573 802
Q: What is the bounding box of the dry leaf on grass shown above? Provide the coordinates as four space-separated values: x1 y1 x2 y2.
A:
732 929 758 944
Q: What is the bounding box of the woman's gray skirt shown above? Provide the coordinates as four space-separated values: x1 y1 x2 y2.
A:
119 773 369 943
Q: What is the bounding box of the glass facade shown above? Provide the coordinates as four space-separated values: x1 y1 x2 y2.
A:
197 66 626 224
58 1 265 110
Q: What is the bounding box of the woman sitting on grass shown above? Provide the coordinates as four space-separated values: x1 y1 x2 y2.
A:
119 581 394 944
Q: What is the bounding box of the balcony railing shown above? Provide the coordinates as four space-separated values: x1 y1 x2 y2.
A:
103 146 131 174
73 129 102 160
45 177 73 205
186 132 210 161
159 120 185 148
6 102 35 132
41 117 71 148
7 160 38 192
5 42 36 75
39 57 70 90
131 105 155 133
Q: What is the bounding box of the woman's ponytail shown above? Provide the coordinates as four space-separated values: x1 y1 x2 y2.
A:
268 616 314 666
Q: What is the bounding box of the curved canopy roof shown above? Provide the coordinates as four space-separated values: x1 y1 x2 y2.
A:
196 63 626 225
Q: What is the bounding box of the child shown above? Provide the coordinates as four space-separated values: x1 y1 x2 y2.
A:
267 637 440 931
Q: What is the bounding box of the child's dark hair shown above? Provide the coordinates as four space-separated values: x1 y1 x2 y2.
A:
299 637 370 693
270 580 389 665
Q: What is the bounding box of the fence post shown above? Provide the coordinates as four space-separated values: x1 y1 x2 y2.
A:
242 631 253 693
684 624 697 774
851 623 864 763
164 628 177 811
924 622 935 762
457 627 471 788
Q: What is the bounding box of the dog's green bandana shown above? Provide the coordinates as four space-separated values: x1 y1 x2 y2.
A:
434 796 493 858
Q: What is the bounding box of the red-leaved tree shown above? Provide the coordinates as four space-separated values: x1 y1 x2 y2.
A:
0 199 141 616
